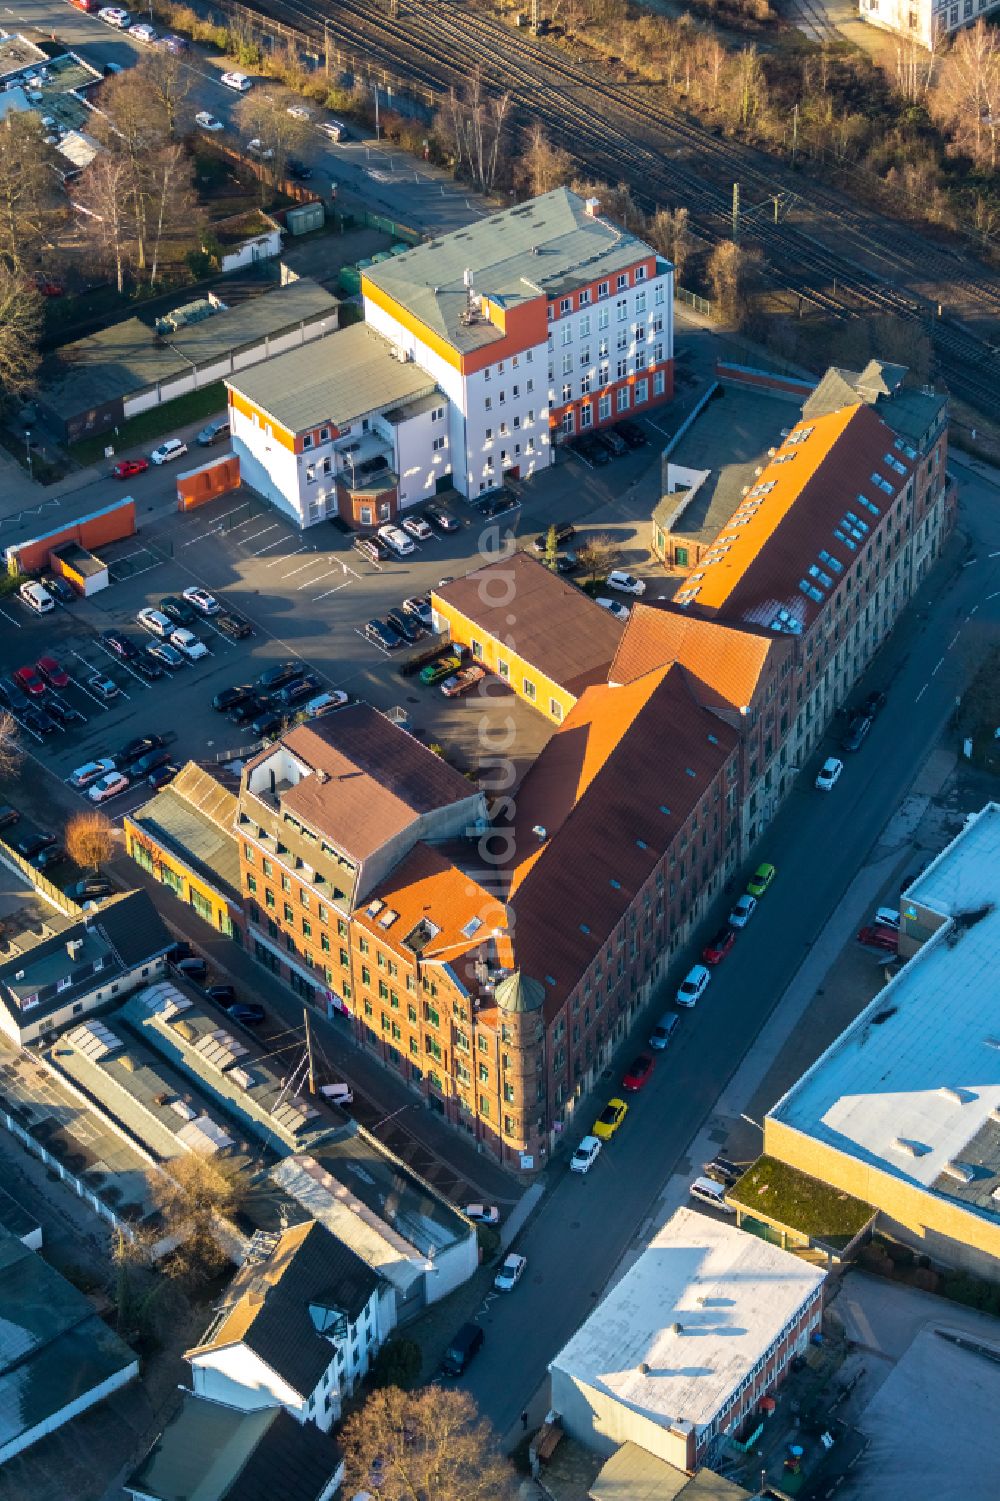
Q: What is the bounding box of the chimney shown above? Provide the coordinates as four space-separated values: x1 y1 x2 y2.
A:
66 938 83 960
584 197 600 218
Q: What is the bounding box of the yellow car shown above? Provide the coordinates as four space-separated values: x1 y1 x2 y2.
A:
592 1097 628 1141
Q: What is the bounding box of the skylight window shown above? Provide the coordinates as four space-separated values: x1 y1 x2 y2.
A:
786 426 814 445
856 494 880 517
610 879 621 890
460 916 483 939
894 437 917 460
659 804 671 815
883 452 907 475
833 528 856 550
808 564 833 589
818 549 843 573
747 481 776 498
772 452 797 464
798 580 823 602
871 472 894 495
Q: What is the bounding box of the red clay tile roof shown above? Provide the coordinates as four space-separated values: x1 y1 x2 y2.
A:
248 706 479 864
610 604 780 711
432 551 626 697
354 842 507 970
674 404 915 636
505 664 738 1016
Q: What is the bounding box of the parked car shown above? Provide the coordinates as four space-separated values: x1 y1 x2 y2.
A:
728 893 757 928
137 607 174 638
571 434 610 468
378 523 414 556
595 427 628 458
97 6 130 26
552 550 580 575
286 157 313 180
228 696 268 725
622 1054 655 1092
226 1001 266 1025
146 641 185 671
463 1204 500 1225
0 805 20 830
532 521 576 552
842 713 873 752
88 674 120 701
0 681 27 715
70 757 116 789
424 503 460 533
129 21 157 41
606 569 646 596
286 103 311 120
213 685 255 713
115 735 164 769
32 839 64 866
689 1176 735 1213
130 748 172 778
112 457 149 479
401 514 433 541
13 665 45 697
494 1253 527 1292
251 709 286 739
149 438 188 465
220 70 252 91
649 1012 680 1050
863 688 888 718
147 763 178 789
420 653 462 685
477 490 520 519
815 756 844 791
364 619 403 651
14 830 56 859
159 32 187 51
159 595 196 626
441 1322 484 1376
747 862 776 897
255 662 302 694
214 611 253 641
874 906 901 929
195 110 223 131
175 954 208 979
353 535 388 564
41 574 74 604
169 628 209 661
246 137 274 160
595 597 629 622
592 1097 628 1141
66 875 114 901
102 630 140 662
703 1156 743 1187
89 770 129 803
441 666 486 698
403 596 434 629
36 655 69 690
19 580 54 614
304 690 349 717
676 964 711 1008
386 609 423 645
702 926 736 965
857 923 898 952
196 418 230 445
46 698 82 726
614 419 647 449
274 673 321 708
182 586 220 615
570 1135 602 1174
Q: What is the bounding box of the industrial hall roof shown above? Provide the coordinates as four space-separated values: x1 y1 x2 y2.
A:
227 321 435 434
610 603 782 713
363 187 665 354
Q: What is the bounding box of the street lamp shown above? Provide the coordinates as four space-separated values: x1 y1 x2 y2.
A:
24 429 32 480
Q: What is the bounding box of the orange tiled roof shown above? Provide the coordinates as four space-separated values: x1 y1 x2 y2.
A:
610 604 778 711
354 842 507 969
673 403 915 635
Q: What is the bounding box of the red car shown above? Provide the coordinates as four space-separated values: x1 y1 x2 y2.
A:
34 275 64 297
622 1053 655 1092
112 457 149 480
857 924 898 953
702 925 737 965
36 655 69 690
13 665 45 696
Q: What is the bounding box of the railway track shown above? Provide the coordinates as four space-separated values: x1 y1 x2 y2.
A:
251 0 1000 415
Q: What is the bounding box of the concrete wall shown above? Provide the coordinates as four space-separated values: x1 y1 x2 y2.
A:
9 497 136 576
393 402 448 508
190 1347 305 1417
176 454 241 511
549 1369 691 1467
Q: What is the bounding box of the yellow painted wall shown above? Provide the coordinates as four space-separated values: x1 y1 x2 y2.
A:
431 595 578 724
765 1116 1000 1277
124 817 238 939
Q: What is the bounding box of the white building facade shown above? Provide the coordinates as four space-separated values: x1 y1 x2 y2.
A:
858 0 997 49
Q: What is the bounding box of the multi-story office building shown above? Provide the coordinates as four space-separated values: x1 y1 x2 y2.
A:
858 0 997 51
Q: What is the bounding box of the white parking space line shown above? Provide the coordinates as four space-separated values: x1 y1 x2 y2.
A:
297 568 342 590
266 545 308 569
283 556 328 580
250 536 287 557
240 524 278 546
96 645 147 688
314 582 351 601
0 606 21 628
354 627 391 658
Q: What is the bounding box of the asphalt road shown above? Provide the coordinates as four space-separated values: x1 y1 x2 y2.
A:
457 464 1000 1437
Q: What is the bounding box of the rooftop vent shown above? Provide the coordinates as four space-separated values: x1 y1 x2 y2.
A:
66 938 83 960
532 825 547 840
943 1161 974 1184
939 1086 974 1105
584 196 601 217
893 1137 931 1158
639 1361 650 1375
671 1322 683 1335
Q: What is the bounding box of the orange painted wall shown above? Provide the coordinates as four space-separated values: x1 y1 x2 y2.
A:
177 455 241 510
12 500 136 575
228 388 297 451
362 277 548 377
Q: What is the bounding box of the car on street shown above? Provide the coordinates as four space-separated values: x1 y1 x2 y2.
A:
220 70 252 91
129 21 157 41
571 434 610 468
728 892 757 928
874 906 901 929
41 574 74 604
160 595 196 626
419 653 462 685
353 535 389 564
385 609 423 645
424 503 460 532
403 596 434 628
66 875 114 901
702 926 737 965
89 770 129 803
226 1001 266 1026
747 862 776 897
255 662 303 694
401 514 433 541
649 1012 680 1050
88 674 120 701
150 438 188 465
213 684 255 713
147 641 185 671
622 1054 655 1092
815 756 844 791
463 1203 500 1224
592 1097 628 1141
304 690 349 717
147 763 178 789
863 688 887 718
70 758 116 789
169 629 209 661
595 427 628 458
98 6 130 25
274 673 321 708
137 607 174 638
595 597 630 622
842 712 873 752
493 1253 527 1292
614 419 647 449
570 1135 602 1174
112 457 149 479
676 964 711 1008
0 805 19 830
286 103 311 119
115 735 164 769
532 521 576 552
364 619 403 651
214 611 253 641
36 656 70 690
441 665 486 698
13 665 45 697
228 695 268 725
378 523 415 556
182 586 220 615
195 110 224 131
196 418 230 446
606 569 646 596
689 1176 735 1213
857 923 898 952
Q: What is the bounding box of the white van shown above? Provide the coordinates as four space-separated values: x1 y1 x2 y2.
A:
319 119 348 142
689 1176 736 1214
20 580 54 614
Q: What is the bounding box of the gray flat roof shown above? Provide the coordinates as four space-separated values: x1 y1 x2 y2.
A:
130 786 241 902
770 804 1000 1216
227 322 436 433
364 187 664 354
44 281 338 413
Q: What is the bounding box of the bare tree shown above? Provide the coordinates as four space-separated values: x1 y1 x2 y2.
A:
75 154 135 294
65 810 115 871
519 124 572 197
0 269 42 404
0 114 64 275
648 206 691 285
154 1152 247 1281
234 88 311 190
707 240 761 327
444 74 512 193
931 20 1000 171
147 143 200 286
577 530 623 583
143 51 194 140
0 712 23 783
340 1386 517 1501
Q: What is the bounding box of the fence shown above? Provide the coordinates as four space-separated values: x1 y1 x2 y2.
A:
675 286 712 317
0 838 82 920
